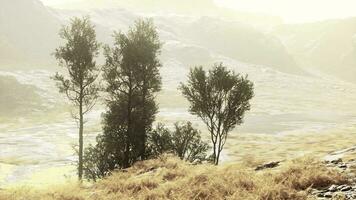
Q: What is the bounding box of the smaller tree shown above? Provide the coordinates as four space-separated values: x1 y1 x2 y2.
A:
83 135 111 181
180 63 254 165
147 122 209 162
147 123 173 156
171 122 209 162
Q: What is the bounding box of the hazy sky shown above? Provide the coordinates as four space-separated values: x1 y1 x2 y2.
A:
40 0 356 23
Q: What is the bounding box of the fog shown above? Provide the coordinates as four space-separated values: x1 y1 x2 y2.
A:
1 0 356 186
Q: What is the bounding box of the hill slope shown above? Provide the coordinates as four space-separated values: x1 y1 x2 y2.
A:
0 155 350 200
0 0 302 75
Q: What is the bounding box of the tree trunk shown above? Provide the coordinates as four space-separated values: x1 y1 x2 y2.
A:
140 86 147 159
209 119 216 164
123 87 133 168
215 136 223 165
212 141 216 164
78 100 84 180
215 148 221 165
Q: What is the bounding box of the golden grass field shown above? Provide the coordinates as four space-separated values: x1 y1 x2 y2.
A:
225 130 356 166
0 154 350 200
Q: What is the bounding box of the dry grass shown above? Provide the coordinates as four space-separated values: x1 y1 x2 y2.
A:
0 155 348 200
275 157 348 190
226 130 356 165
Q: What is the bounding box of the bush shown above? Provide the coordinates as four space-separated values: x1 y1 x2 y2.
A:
84 121 208 181
83 135 114 181
148 121 209 163
171 122 209 162
147 123 173 156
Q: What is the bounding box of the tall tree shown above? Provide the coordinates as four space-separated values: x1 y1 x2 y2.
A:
83 19 162 179
52 17 100 179
180 63 254 165
104 18 162 166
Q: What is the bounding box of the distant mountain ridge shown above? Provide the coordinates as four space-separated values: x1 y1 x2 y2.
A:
0 0 61 67
0 0 301 75
274 18 356 82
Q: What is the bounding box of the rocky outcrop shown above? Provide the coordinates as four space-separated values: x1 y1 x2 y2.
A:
255 161 281 171
311 147 356 199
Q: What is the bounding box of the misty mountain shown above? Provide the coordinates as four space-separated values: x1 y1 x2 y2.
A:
51 0 283 28
0 0 60 67
0 34 26 64
162 16 301 74
274 18 356 82
0 0 301 75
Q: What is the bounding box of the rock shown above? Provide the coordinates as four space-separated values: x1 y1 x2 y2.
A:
329 184 338 192
330 158 343 164
338 163 347 169
324 192 333 198
317 192 324 197
255 161 281 171
337 185 345 190
340 185 352 192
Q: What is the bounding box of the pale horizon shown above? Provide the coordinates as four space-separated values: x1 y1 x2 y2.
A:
40 0 356 23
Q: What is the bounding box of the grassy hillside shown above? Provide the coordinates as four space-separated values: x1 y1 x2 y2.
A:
0 155 348 200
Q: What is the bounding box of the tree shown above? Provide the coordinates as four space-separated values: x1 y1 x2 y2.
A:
147 122 209 162
147 123 173 156
52 17 100 180
103 18 161 166
180 63 254 165
171 122 209 162
83 19 162 179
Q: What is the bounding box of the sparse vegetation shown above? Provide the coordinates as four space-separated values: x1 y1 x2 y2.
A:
0 155 348 200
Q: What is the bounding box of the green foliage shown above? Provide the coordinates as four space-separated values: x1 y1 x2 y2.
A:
171 122 209 162
83 19 162 180
83 135 112 181
53 17 100 110
52 16 100 179
148 122 209 163
84 121 209 181
147 123 173 156
180 63 254 165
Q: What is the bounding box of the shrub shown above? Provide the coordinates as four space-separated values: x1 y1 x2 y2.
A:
148 122 209 162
